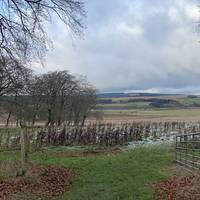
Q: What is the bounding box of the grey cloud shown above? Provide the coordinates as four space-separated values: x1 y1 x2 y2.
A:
38 0 200 93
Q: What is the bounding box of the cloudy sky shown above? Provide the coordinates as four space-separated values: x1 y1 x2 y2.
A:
37 0 200 94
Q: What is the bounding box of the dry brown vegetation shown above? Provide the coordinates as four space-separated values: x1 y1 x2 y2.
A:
153 175 200 200
0 165 75 199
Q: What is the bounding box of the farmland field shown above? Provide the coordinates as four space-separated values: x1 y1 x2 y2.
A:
94 95 200 122
101 108 200 120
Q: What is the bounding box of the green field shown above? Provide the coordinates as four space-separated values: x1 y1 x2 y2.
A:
0 145 184 200
179 97 200 106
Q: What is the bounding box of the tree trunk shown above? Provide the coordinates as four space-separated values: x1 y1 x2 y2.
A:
24 129 29 164
5 111 11 127
31 113 37 126
81 115 86 127
74 117 79 126
67 107 73 126
58 99 64 126
46 109 52 126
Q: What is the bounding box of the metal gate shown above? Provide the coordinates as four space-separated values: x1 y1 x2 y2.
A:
176 133 200 171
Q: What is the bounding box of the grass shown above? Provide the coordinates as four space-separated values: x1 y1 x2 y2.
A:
0 145 179 200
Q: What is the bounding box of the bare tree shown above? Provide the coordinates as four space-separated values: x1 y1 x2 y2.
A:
0 56 32 97
8 67 32 127
37 70 76 126
0 0 85 63
71 77 97 126
0 69 97 127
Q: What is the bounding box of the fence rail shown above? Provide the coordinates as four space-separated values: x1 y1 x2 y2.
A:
175 132 200 171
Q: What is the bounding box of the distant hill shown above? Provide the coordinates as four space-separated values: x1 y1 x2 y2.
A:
98 92 181 98
98 93 128 98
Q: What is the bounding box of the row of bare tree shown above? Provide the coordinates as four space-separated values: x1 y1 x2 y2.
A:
0 60 97 127
0 0 93 128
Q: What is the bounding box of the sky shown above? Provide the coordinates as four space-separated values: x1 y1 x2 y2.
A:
36 0 200 94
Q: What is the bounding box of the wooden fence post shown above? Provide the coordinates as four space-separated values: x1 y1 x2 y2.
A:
20 129 26 175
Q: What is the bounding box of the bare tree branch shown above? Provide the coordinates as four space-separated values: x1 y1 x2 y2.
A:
0 0 85 64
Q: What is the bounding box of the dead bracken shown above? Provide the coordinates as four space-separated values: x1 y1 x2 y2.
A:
153 175 200 200
0 165 75 199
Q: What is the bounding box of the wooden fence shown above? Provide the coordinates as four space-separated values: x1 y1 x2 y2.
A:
175 133 200 171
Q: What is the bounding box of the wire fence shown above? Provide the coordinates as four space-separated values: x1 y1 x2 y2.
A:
176 132 200 171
